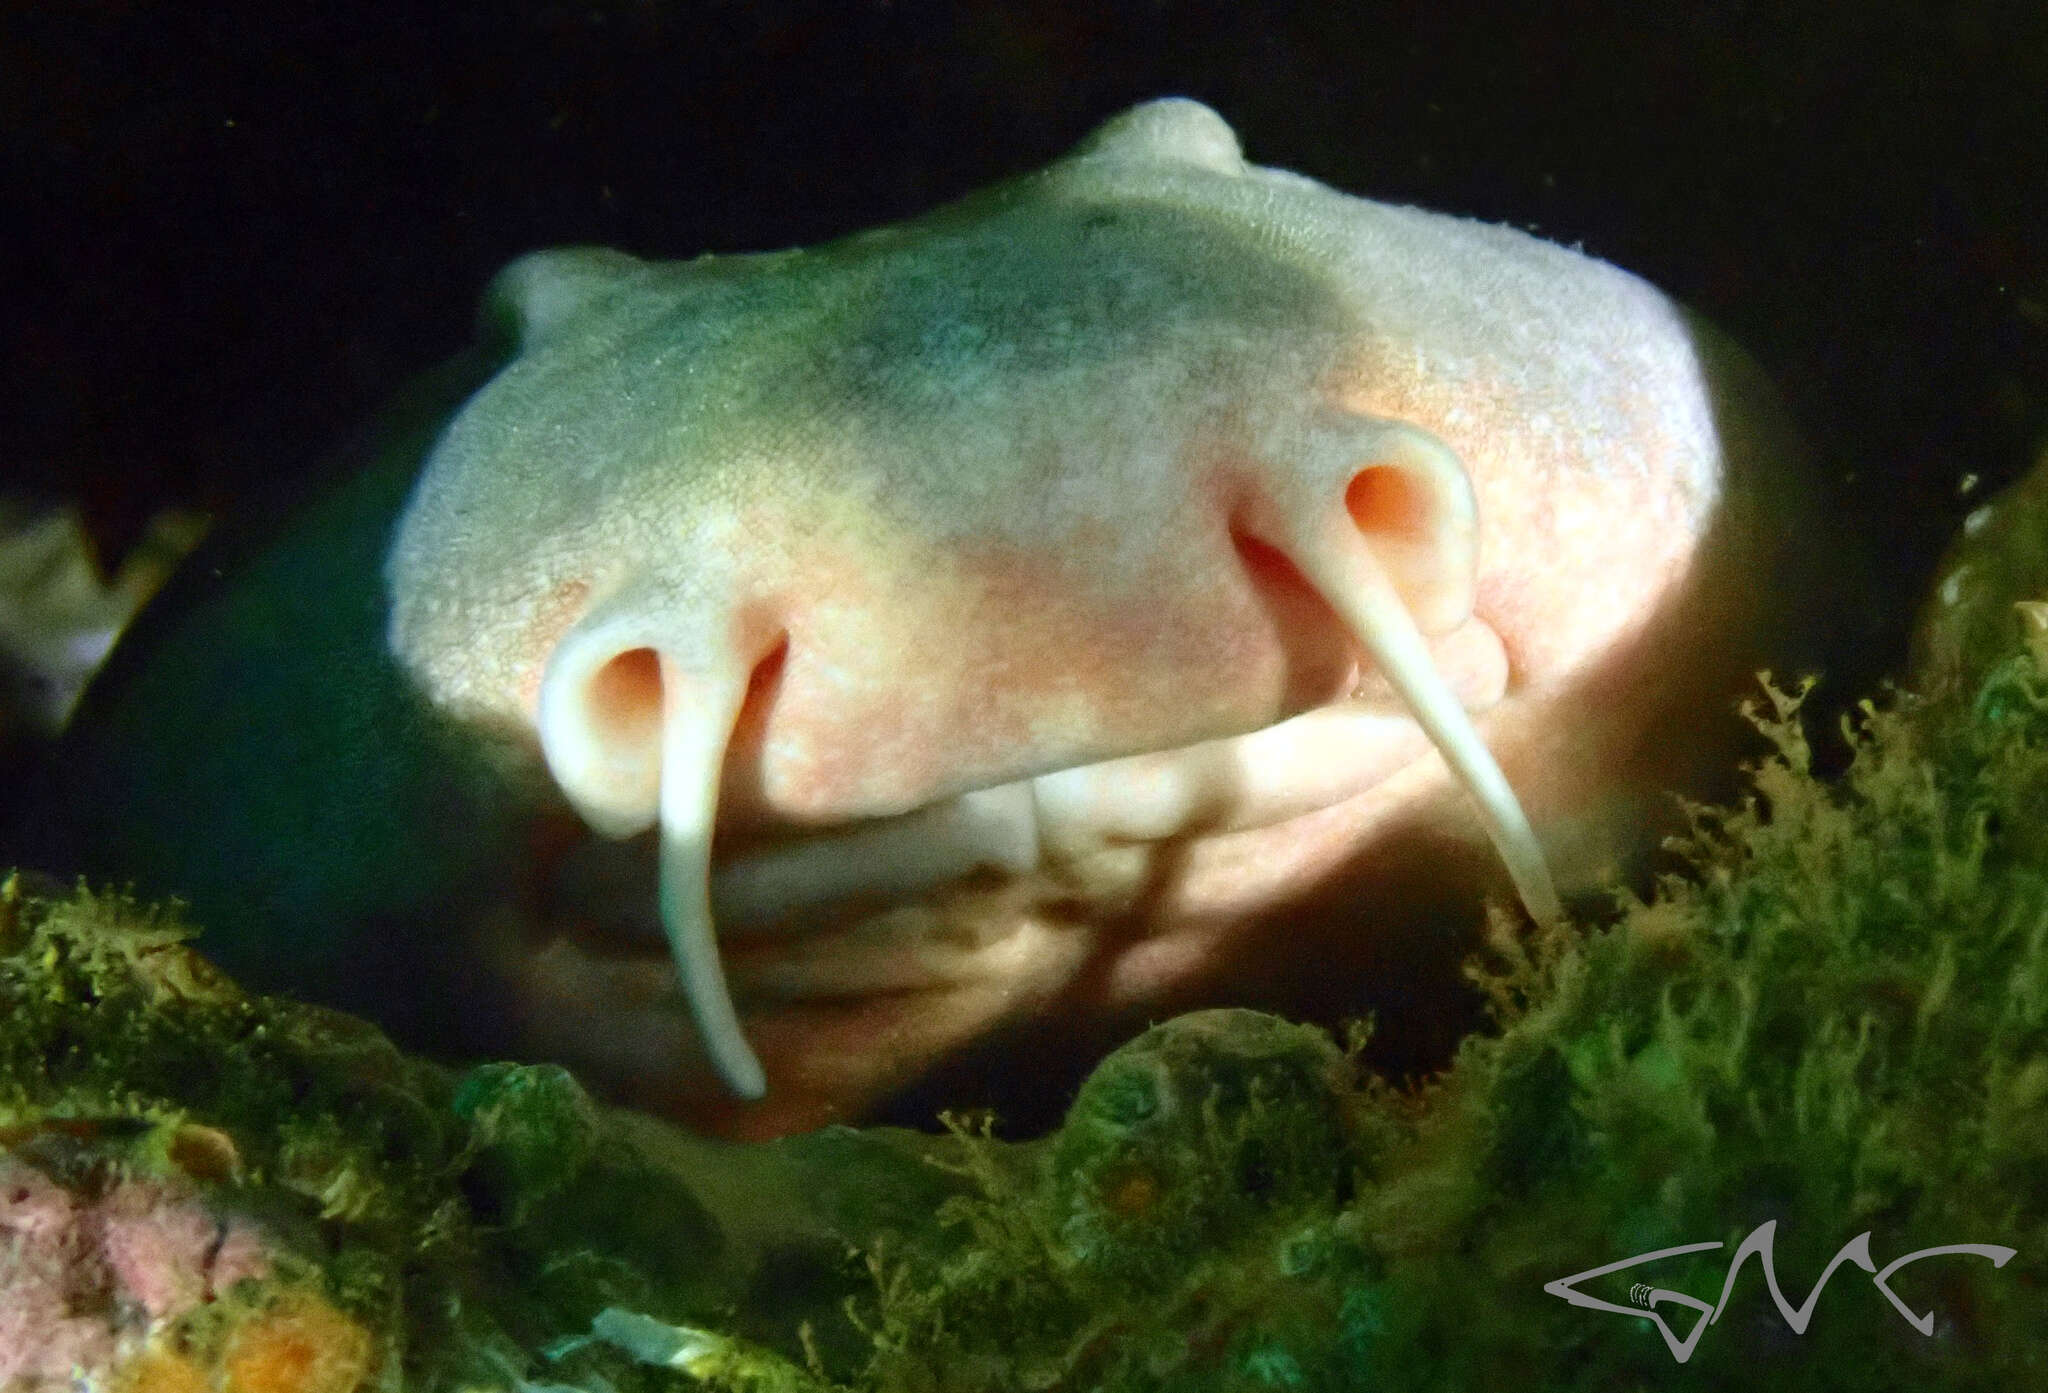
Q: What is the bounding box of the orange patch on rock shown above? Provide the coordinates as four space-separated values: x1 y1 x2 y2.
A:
221 1292 375 1393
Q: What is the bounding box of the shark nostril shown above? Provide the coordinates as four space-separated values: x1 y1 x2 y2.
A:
1346 463 1432 542
537 634 669 839
1333 427 1479 638
587 646 663 758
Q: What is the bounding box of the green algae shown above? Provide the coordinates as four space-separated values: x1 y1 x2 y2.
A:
0 881 885 1390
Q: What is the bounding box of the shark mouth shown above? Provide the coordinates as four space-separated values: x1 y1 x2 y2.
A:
539 600 1559 1104
551 676 1500 953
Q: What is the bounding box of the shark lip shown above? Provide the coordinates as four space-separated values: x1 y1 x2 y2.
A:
548 869 1069 1003
699 617 1509 939
491 933 1088 1135
540 687 1468 967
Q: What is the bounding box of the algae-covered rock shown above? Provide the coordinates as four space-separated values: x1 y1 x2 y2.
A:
859 1012 1388 1392
1047 1009 1354 1280
0 879 429 1389
1915 446 2048 688
0 877 962 1391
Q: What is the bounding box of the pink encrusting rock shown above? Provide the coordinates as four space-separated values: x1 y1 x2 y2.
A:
0 1156 114 1383
0 1152 273 1383
100 1174 272 1322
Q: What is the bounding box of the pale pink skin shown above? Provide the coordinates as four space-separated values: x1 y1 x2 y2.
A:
385 101 1792 1138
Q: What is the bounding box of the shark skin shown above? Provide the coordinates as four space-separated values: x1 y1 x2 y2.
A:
42 100 1806 1138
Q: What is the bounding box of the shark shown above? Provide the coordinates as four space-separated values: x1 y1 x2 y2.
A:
37 100 1807 1136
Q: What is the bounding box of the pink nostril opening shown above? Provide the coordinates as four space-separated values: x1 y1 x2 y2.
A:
587 646 664 759
1346 464 1432 541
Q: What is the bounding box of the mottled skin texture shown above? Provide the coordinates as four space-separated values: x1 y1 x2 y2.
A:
42 101 1803 1137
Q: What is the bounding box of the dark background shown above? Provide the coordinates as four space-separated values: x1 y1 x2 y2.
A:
4 1 2046 1122
8 1 2045 615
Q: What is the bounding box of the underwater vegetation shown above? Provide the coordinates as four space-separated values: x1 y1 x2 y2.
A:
6 455 2048 1389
